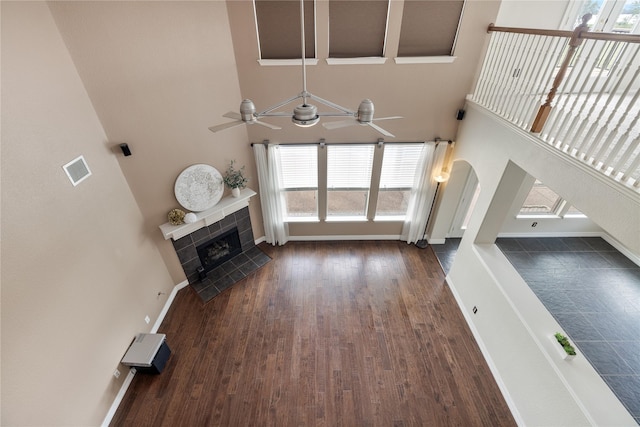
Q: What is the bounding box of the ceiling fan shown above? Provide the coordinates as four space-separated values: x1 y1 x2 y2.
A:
208 0 401 137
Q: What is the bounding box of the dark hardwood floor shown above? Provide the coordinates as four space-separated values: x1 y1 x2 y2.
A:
111 241 515 426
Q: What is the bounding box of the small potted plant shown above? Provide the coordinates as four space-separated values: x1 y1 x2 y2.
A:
223 160 248 197
554 332 577 360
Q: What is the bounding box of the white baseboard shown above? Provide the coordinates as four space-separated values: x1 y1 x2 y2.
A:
444 275 525 426
287 234 402 241
496 231 602 238
151 280 189 333
101 279 188 427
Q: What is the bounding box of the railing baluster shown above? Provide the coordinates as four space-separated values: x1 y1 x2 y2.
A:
543 39 600 150
530 15 591 133
618 136 640 185
473 32 500 105
572 41 625 158
512 36 545 127
599 81 640 174
562 40 611 155
487 33 518 112
474 17 640 193
588 51 640 165
523 36 565 130
478 32 506 108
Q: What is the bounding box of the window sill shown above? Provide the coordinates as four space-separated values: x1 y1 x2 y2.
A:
325 216 369 222
326 57 387 65
285 217 320 223
258 58 319 66
394 56 457 64
373 216 405 222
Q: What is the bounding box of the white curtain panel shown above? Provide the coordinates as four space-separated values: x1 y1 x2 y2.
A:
401 141 448 243
253 144 289 246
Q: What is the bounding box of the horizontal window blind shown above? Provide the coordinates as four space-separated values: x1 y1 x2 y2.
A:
327 145 375 189
279 145 318 189
379 144 424 189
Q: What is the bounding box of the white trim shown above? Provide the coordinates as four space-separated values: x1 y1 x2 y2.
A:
444 274 526 427
394 56 457 64
100 367 137 427
151 280 189 333
287 234 401 241
325 57 387 65
285 217 320 223
601 233 640 267
159 188 256 240
426 238 446 244
324 216 368 222
258 58 319 66
468 101 640 203
101 279 188 427
497 231 602 238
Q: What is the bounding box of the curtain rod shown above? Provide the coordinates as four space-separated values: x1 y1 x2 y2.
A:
250 138 451 147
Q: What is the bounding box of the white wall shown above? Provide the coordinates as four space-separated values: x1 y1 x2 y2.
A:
441 101 639 426
495 0 571 29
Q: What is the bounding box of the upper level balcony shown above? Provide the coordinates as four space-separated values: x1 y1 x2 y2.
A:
468 14 640 194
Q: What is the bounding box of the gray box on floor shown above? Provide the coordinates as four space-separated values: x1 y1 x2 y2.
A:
121 333 170 374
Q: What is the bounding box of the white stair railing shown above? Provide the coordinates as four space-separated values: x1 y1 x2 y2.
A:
470 15 640 192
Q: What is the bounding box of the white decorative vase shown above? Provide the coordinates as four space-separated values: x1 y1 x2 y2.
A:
231 187 241 198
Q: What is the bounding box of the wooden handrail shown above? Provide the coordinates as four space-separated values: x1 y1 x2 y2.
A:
488 22 640 44
488 24 574 38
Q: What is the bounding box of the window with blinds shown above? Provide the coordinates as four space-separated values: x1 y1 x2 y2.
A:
397 0 465 57
254 0 315 60
376 143 423 216
327 145 375 217
276 142 426 221
328 0 388 58
279 145 318 218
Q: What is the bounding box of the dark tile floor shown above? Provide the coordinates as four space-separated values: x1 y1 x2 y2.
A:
190 246 271 303
432 237 640 425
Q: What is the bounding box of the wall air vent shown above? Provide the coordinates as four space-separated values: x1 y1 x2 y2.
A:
62 155 91 186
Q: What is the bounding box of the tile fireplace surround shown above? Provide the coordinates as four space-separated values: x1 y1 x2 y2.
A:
160 189 261 286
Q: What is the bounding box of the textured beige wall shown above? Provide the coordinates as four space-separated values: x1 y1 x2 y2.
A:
49 1 260 284
1 2 176 425
224 0 500 237
226 0 500 144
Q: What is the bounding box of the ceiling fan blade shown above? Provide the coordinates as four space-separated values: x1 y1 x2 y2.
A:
322 120 357 130
223 111 242 120
208 120 244 133
254 120 282 130
367 122 395 138
372 116 403 122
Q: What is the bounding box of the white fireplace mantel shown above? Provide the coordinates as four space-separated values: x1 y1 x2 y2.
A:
159 188 256 241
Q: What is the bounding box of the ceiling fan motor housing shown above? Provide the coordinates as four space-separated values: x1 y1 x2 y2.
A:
357 99 375 123
240 99 257 122
292 104 320 127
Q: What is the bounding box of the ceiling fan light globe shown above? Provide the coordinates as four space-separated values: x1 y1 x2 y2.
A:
292 104 319 127
239 99 257 122
357 99 375 123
